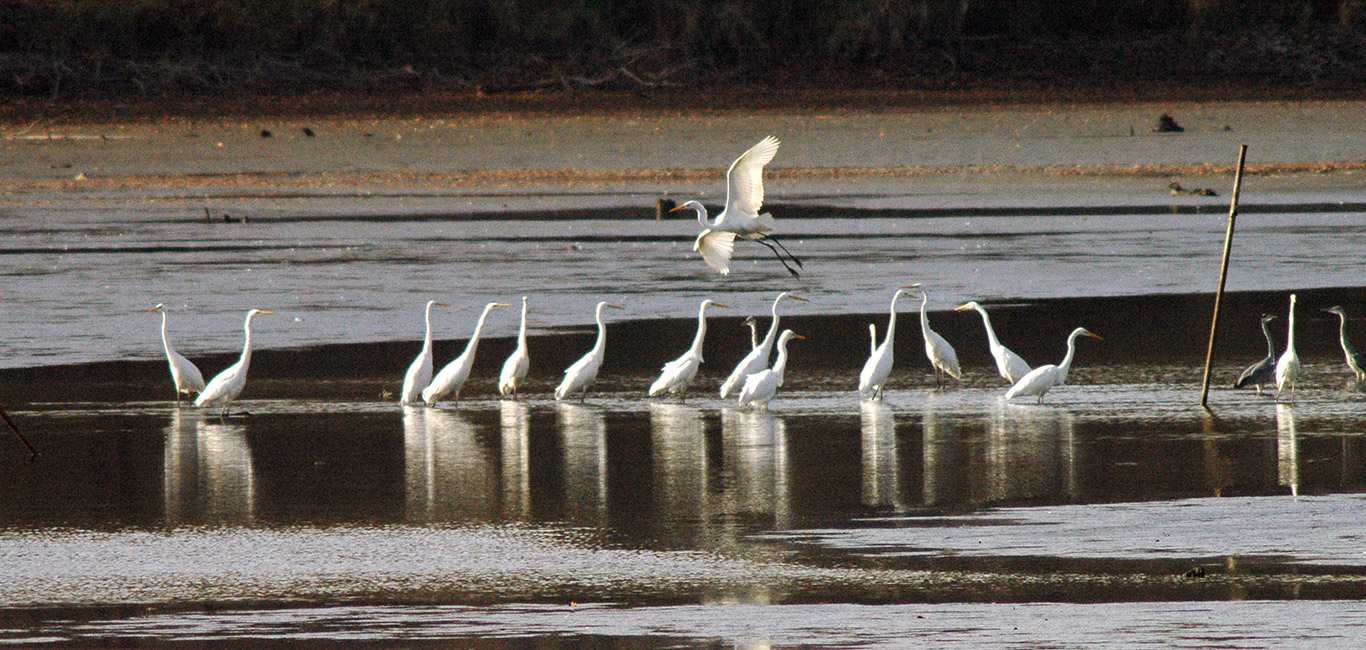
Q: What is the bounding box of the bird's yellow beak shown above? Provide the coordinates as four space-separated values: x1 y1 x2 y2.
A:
953 304 970 311
789 295 810 302
435 302 451 307
668 204 687 213
1087 332 1103 340
899 284 922 290
792 334 807 340
493 303 512 308
607 304 625 310
713 302 730 308
259 310 276 315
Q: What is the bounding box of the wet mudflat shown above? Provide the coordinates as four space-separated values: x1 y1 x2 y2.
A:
2 102 1366 646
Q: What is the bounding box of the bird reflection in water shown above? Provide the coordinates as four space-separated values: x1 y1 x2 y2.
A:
719 408 791 530
557 402 608 526
499 400 532 521
859 401 902 511
404 406 498 523
1277 403 1299 497
988 402 1078 503
163 411 254 526
649 403 710 541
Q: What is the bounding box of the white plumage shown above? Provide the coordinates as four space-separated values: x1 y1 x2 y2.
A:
909 284 961 388
956 301 1032 384
738 330 804 409
1005 327 1101 403
400 300 448 404
555 301 625 401
499 296 531 398
195 309 274 415
150 303 205 403
650 299 728 399
858 287 914 401
719 291 807 398
422 302 510 405
1275 293 1301 403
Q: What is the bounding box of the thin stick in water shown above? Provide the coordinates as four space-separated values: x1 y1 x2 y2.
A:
1200 144 1249 410
0 406 38 460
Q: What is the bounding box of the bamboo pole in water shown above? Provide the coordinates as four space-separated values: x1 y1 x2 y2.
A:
1200 144 1249 410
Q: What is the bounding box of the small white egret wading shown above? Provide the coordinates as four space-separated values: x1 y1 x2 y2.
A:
908 284 961 388
400 300 449 404
671 136 802 278
1234 314 1278 394
858 287 915 401
195 309 275 416
1275 294 1301 403
422 302 511 405
150 303 205 403
555 302 625 401
955 301 1031 384
1005 327 1101 404
1324 305 1366 381
738 330 805 409
650 299 729 400
499 296 532 398
720 291 808 398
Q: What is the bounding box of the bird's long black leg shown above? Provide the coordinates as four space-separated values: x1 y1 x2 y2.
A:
755 239 801 279
760 234 804 268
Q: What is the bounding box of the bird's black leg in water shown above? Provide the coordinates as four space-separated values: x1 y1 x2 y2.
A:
761 234 804 269
0 407 38 460
755 239 801 279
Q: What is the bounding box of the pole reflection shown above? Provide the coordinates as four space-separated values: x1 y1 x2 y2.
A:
859 401 902 511
1277 404 1299 497
557 402 608 526
163 411 255 526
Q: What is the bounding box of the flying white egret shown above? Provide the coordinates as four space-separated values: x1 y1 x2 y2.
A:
908 284 960 388
670 136 803 278
499 296 532 398
719 291 808 398
955 301 1031 384
1005 327 1102 403
858 287 914 401
555 301 625 401
150 303 206 403
400 300 450 404
650 299 729 400
738 330 805 408
1324 305 1366 381
422 302 511 405
195 309 275 416
1234 314 1278 394
1275 294 1301 403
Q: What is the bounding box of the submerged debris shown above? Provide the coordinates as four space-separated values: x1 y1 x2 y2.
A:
1155 114 1184 133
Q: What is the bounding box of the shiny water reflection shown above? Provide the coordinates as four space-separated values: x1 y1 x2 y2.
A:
859 401 902 511
558 403 608 526
719 408 791 531
1277 404 1299 497
163 411 254 526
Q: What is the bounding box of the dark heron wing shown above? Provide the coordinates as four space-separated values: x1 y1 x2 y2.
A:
1234 355 1276 388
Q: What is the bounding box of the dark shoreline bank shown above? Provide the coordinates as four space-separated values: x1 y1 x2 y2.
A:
3 287 1363 404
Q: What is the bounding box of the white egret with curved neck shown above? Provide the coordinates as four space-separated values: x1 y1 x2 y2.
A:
195 309 275 416
1234 314 1278 394
422 302 511 405
908 284 961 388
670 136 802 278
1324 305 1365 381
955 301 1031 384
743 315 760 349
401 300 449 404
499 296 532 398
738 330 805 408
150 303 205 403
720 292 808 398
555 301 625 401
1275 294 1301 403
1005 327 1101 403
650 299 729 400
858 287 914 401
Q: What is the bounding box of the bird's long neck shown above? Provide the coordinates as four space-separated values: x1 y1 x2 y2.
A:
463 306 497 359
918 293 930 332
1261 319 1277 358
882 291 904 350
691 203 719 229
975 305 1003 350
592 304 610 354
1057 330 1083 381
759 301 782 352
517 301 528 351
1286 298 1297 354
772 338 792 380
1335 312 1355 355
688 304 709 359
239 314 256 368
422 303 436 353
159 311 173 353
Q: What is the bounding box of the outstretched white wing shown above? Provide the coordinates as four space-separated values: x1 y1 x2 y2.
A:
724 136 780 218
695 229 736 275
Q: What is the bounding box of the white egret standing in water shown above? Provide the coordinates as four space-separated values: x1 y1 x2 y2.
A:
1005 327 1101 404
1275 294 1301 403
738 330 805 408
955 301 1031 384
1324 305 1366 381
720 292 808 398
195 309 275 416
555 301 625 401
650 299 729 400
422 302 511 405
908 284 961 388
858 287 914 401
400 300 449 404
499 296 532 398
150 303 205 403
1234 314 1278 394
670 136 802 278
